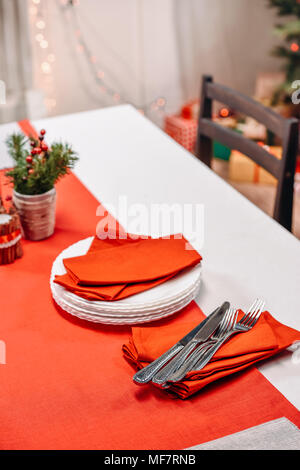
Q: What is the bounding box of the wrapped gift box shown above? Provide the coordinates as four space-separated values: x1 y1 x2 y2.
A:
229 146 282 185
181 100 199 120
164 114 197 152
213 141 231 161
237 117 267 141
164 111 238 157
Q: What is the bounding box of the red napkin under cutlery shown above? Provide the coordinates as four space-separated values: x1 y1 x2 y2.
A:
123 304 300 399
54 234 201 301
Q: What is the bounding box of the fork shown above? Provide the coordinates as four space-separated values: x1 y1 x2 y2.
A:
151 306 233 386
186 298 264 377
168 298 265 383
166 307 238 383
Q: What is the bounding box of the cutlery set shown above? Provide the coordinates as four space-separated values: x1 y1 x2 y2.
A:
133 298 265 387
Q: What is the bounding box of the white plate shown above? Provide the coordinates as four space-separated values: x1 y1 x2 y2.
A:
52 281 201 325
53 278 201 319
56 284 200 318
50 237 202 324
50 237 202 311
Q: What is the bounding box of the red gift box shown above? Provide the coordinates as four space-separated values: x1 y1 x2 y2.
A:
181 100 200 120
164 115 197 152
164 100 236 154
164 100 199 152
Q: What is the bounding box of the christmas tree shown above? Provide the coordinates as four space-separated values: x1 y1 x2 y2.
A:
269 0 300 109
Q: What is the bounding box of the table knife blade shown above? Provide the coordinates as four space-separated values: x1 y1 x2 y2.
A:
151 301 229 385
133 301 229 384
181 301 229 346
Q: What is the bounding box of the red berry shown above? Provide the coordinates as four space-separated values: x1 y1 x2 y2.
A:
5 195 12 201
26 155 33 163
30 141 35 147
40 129 46 135
41 144 48 152
28 169 34 175
32 147 41 155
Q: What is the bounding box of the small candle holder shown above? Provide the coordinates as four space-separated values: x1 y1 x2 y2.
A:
0 198 23 265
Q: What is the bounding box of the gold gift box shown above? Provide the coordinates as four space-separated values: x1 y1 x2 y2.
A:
229 146 282 185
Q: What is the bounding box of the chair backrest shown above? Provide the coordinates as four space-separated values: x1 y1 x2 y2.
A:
196 75 299 232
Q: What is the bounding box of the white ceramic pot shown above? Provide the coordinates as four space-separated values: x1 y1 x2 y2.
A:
13 188 56 241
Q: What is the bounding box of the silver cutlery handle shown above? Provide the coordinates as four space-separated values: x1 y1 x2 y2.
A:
133 343 183 384
168 341 214 383
194 331 235 371
152 341 197 386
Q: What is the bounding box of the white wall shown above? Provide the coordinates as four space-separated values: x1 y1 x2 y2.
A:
28 0 282 122
175 0 281 100
0 0 44 123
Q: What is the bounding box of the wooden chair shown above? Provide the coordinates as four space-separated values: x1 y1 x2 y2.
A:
196 75 299 232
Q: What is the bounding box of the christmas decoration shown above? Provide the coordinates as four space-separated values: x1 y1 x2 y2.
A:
0 196 23 265
165 100 239 159
5 128 78 240
269 0 300 113
213 141 231 161
164 114 198 152
181 100 199 120
236 117 267 141
5 129 78 196
229 146 282 185
213 109 240 160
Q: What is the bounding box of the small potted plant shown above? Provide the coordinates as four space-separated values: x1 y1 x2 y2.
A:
5 129 78 241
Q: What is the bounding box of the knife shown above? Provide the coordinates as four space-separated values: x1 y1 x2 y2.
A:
151 301 229 386
133 301 229 385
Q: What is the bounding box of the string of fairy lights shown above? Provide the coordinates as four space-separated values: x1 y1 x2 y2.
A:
28 0 167 116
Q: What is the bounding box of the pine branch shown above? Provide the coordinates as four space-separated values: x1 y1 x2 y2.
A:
5 133 28 162
274 20 300 40
5 132 79 195
272 44 300 59
269 0 300 18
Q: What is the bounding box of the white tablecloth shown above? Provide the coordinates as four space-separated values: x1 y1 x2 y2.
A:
1 104 299 411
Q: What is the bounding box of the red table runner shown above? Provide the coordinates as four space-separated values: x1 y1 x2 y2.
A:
0 127 299 449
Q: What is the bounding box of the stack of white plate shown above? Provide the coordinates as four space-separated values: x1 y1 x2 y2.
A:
50 237 202 325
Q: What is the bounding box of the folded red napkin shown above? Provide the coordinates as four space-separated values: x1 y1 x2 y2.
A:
123 305 300 399
54 234 201 301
